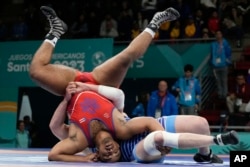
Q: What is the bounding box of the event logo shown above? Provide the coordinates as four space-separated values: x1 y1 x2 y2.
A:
92 51 106 67
7 54 32 72
53 52 85 71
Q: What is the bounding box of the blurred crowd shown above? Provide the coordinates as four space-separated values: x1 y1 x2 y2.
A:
0 0 250 43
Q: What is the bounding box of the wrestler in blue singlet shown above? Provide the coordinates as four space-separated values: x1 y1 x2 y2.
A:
120 116 177 162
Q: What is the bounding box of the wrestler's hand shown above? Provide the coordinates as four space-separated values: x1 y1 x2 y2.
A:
156 146 172 155
74 82 91 93
85 153 99 162
64 82 77 101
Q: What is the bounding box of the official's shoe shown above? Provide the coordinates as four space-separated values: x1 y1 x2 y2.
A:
214 130 239 145
147 7 180 31
193 150 223 163
40 6 68 39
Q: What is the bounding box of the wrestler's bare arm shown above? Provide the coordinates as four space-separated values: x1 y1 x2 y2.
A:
48 138 98 162
49 99 69 140
115 116 164 140
49 82 75 140
72 82 125 111
48 124 98 162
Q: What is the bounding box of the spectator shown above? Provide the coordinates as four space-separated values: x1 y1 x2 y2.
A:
202 28 210 39
210 30 232 99
183 16 197 38
170 20 181 39
88 11 101 38
24 3 42 40
134 12 148 32
194 9 206 38
237 0 250 33
172 0 192 25
147 80 178 118
16 120 30 148
208 10 220 36
222 16 244 48
141 0 157 21
131 22 140 39
172 64 201 115
158 21 171 39
117 10 133 41
226 72 250 114
11 16 28 40
23 115 39 147
231 7 243 28
69 13 89 39
99 13 119 39
120 0 134 18
226 72 250 127
200 0 217 21
131 91 149 117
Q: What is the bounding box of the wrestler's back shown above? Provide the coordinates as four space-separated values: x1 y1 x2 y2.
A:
67 91 126 146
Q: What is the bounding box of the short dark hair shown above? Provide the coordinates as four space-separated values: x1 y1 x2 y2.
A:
184 64 193 72
23 115 30 120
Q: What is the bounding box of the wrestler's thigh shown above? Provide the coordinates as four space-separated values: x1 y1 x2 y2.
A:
92 52 133 87
33 64 77 96
174 115 209 134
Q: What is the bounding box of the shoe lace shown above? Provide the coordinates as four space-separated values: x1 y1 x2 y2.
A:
153 12 169 24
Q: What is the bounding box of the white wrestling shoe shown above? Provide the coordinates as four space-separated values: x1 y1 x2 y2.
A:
147 7 180 31
40 6 68 39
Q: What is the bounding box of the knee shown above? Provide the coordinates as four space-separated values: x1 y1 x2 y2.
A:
185 116 210 135
29 65 39 81
154 131 164 145
29 61 44 81
195 117 210 135
29 60 38 76
48 150 57 161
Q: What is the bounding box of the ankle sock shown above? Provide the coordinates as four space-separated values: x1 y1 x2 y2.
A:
213 134 224 145
45 36 58 47
144 27 156 38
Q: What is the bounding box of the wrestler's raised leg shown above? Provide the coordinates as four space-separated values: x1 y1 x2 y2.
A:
91 8 180 87
29 6 76 96
133 130 239 163
30 7 179 95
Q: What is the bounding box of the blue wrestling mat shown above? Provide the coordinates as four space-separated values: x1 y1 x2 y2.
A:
0 149 229 167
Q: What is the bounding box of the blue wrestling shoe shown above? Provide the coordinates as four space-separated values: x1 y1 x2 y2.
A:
147 7 180 31
40 6 68 39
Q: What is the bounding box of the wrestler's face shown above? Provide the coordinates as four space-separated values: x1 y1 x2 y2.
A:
95 131 121 162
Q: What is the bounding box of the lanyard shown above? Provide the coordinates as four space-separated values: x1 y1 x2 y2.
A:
237 85 245 93
160 96 166 108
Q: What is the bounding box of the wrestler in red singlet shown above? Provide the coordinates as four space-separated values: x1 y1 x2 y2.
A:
67 91 116 147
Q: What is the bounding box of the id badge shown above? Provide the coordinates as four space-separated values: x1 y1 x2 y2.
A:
216 58 221 64
185 92 192 101
155 109 161 119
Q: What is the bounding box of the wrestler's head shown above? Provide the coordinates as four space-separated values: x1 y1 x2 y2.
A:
94 130 121 162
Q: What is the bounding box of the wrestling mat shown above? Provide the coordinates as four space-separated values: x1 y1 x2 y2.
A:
0 149 229 167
